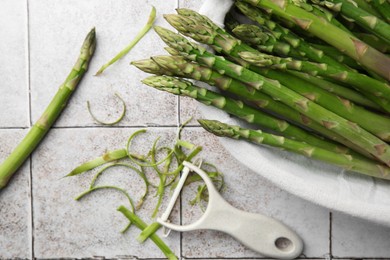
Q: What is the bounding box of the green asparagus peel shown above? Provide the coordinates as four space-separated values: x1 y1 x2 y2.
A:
140 56 370 156
0 28 96 189
313 0 390 43
66 149 128 177
118 206 178 260
199 119 390 180
95 6 156 75
238 51 390 102
162 10 390 140
89 163 148 209
153 26 390 165
240 0 390 81
142 75 356 155
87 93 126 125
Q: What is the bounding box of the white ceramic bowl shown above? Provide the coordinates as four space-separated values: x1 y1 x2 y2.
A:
199 104 390 227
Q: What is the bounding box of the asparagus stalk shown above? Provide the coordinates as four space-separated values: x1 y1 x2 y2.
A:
239 51 390 101
367 0 390 23
135 57 371 157
231 24 305 59
163 10 390 140
354 32 390 53
154 26 390 165
347 0 382 17
0 29 96 190
240 0 390 81
234 1 352 70
142 75 350 154
199 119 390 180
309 43 360 69
313 0 390 43
287 71 381 110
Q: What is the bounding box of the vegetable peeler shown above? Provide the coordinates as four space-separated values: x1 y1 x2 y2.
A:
157 161 304 259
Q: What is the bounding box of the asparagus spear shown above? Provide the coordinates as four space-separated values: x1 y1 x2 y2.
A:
199 119 390 180
163 10 390 140
240 50 390 99
0 28 96 190
240 0 390 81
154 26 390 165
287 71 381 110
354 32 390 53
309 43 360 69
367 0 390 23
135 57 373 157
313 0 390 43
347 0 382 17
142 75 351 154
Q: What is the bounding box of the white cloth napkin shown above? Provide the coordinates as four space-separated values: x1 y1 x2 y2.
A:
197 0 390 227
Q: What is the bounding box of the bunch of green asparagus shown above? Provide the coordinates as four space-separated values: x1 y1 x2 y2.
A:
133 2 390 181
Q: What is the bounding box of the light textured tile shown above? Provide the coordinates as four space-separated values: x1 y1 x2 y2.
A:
0 129 31 258
0 0 29 127
332 212 390 258
180 128 329 258
32 127 180 258
29 0 178 127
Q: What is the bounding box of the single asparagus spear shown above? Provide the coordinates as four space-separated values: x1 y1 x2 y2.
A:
0 28 96 190
163 10 390 140
313 0 390 43
135 57 372 157
199 119 390 180
287 71 381 110
309 43 360 69
240 0 390 81
142 75 349 154
354 32 390 53
348 0 382 17
154 26 390 165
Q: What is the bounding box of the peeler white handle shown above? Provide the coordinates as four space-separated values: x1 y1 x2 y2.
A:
157 161 303 259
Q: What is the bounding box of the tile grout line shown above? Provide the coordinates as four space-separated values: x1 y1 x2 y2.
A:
25 0 35 258
175 0 182 258
329 211 333 259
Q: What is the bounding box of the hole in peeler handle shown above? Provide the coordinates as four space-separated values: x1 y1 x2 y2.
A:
274 237 294 252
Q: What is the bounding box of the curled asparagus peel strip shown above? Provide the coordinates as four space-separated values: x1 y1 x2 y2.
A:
87 93 126 125
0 28 96 190
95 6 156 75
65 149 128 177
199 119 390 180
118 205 178 260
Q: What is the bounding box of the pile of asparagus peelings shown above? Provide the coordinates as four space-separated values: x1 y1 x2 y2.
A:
132 1 390 180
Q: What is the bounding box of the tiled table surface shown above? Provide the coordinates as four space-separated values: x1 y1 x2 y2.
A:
1 0 390 259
